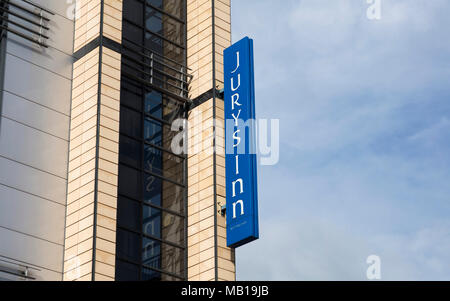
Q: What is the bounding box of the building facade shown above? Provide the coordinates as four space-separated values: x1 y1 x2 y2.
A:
0 0 234 281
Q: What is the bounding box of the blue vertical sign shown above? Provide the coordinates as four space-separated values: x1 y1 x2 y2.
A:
224 37 259 248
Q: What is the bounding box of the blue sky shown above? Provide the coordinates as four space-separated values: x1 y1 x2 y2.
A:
230 0 450 280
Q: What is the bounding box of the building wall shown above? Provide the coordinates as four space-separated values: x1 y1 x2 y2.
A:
0 0 235 282
63 0 122 281
0 0 74 280
186 0 235 281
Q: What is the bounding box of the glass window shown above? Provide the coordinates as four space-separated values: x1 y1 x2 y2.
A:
162 97 184 123
116 260 140 281
144 145 163 175
142 205 184 245
147 0 184 20
123 20 143 45
160 210 184 245
119 135 141 169
143 205 161 238
160 241 184 277
144 174 162 207
117 229 141 263
120 106 142 139
117 0 187 281
118 165 142 200
142 268 161 281
142 237 161 269
145 7 163 35
144 146 184 184
144 118 163 146
161 180 184 214
121 82 143 112
117 196 141 232
145 90 163 119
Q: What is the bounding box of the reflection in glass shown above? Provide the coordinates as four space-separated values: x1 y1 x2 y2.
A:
145 90 163 119
117 0 187 282
142 268 161 281
144 174 162 207
144 145 163 174
144 118 163 146
143 205 162 238
142 237 161 270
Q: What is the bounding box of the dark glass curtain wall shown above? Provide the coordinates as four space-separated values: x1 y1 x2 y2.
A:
115 0 188 281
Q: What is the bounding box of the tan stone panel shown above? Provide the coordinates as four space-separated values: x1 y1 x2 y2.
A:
78 237 94 255
188 252 200 268
96 237 116 255
97 203 117 220
218 258 235 273
198 186 214 201
199 268 215 281
198 197 214 212
188 222 199 237
198 245 214 263
188 243 200 257
199 236 214 254
98 191 117 209
64 249 93 273
98 169 118 187
96 224 116 243
199 215 214 232
188 264 200 279
100 114 120 133
218 247 232 261
95 249 116 266
97 214 116 231
95 261 115 278
94 273 114 281
78 226 94 243
199 257 215 274
218 268 235 281
64 261 92 281
188 212 200 226
199 205 214 222
101 73 121 91
104 0 123 12
99 147 119 164
102 53 121 70
99 137 119 154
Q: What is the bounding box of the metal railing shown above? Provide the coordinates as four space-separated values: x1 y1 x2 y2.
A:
0 0 54 48
0 256 40 280
121 37 193 101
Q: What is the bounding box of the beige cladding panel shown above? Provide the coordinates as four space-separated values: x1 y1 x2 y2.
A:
74 0 101 52
187 0 230 99
64 43 122 281
187 99 235 281
74 0 123 52
103 0 123 44
187 0 234 281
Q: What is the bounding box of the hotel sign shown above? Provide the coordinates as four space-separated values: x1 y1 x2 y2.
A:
224 37 259 248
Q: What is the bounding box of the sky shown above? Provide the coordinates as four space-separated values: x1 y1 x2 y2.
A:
230 0 450 280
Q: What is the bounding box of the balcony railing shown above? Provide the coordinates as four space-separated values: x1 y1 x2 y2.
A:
121 37 193 103
0 0 54 48
0 256 40 280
